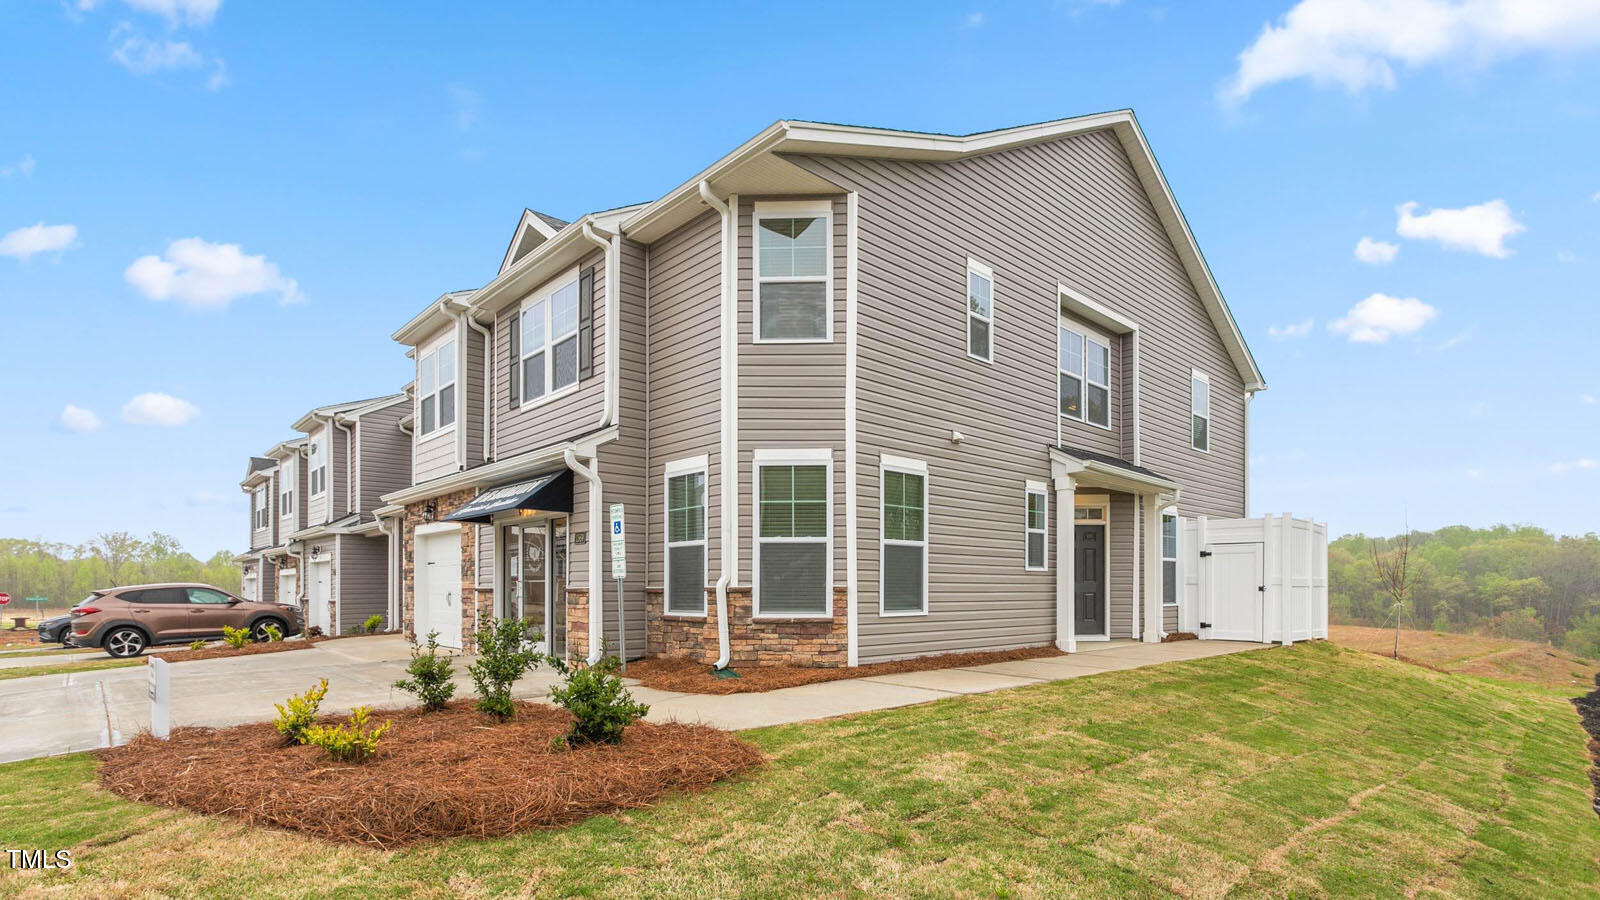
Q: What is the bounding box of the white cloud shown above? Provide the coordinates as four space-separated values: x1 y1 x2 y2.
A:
59 405 103 433
125 237 303 309
205 58 228 91
1223 0 1600 104
119 0 221 26
111 27 203 74
122 392 199 426
1437 329 1473 350
1330 293 1438 342
1558 249 1577 263
447 83 481 133
0 222 78 260
0 155 35 179
1593 191 1600 202
965 11 986 27
1550 458 1599 474
1582 394 1597 405
1354 236 1399 264
1268 318 1315 339
1395 199 1524 257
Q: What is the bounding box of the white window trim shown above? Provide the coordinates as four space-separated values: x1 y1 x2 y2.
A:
878 454 929 617
416 333 458 441
752 447 834 619
753 200 833 345
252 486 267 530
1059 316 1113 432
516 268 583 411
308 432 328 498
1161 507 1180 607
279 458 295 520
1024 479 1048 572
966 258 995 364
663 454 709 618
1073 493 1112 641
1191 369 1211 453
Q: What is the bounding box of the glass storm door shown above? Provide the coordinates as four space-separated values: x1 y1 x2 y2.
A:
550 519 568 660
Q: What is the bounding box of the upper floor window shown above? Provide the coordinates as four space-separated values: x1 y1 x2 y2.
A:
418 339 457 436
881 457 928 616
664 457 708 616
308 437 327 497
1059 324 1111 429
279 458 295 518
252 486 268 529
754 450 832 617
755 203 830 342
514 276 580 406
1191 370 1210 452
967 260 994 362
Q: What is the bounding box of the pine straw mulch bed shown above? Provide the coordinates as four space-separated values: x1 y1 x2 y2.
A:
96 700 763 848
628 644 1064 695
155 641 314 663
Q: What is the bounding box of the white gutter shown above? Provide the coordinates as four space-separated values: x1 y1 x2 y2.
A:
698 179 734 670
563 449 605 664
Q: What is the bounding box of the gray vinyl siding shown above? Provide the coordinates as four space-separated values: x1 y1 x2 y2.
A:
412 323 461 485
789 127 1246 662
736 196 848 591
475 524 494 590
329 421 350 522
356 401 411 515
645 211 722 589
494 248 608 459
463 324 486 469
336 534 390 632
250 480 272 550
1108 492 1135 639
595 237 649 659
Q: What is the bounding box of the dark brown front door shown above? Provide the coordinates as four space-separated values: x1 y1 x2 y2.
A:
1075 525 1106 636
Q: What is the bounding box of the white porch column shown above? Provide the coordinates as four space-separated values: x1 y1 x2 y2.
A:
1141 493 1162 643
1054 474 1077 652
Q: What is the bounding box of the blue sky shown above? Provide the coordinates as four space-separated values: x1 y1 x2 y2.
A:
2 0 1597 556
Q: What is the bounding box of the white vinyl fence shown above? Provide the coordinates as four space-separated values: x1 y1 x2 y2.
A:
1178 513 1328 644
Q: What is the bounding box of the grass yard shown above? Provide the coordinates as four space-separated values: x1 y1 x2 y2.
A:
1332 624 1600 693
1 642 1595 898
0 657 142 681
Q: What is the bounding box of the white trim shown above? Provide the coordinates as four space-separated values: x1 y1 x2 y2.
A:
307 430 329 498
1161 506 1180 607
845 191 860 666
1024 482 1048 571
514 267 583 410
878 454 929 617
1191 369 1211 453
1054 474 1075 652
1058 316 1113 432
965 258 995 364
663 456 709 617
752 200 833 344
414 520 462 538
1071 493 1112 641
752 451 835 619
415 332 458 440
278 457 296 529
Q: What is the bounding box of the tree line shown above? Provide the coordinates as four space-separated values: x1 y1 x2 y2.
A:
1332 525 1600 658
0 533 240 611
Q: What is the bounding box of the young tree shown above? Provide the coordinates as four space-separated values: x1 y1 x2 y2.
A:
1371 533 1412 658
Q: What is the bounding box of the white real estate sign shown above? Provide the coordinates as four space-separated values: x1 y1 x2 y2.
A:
147 656 170 739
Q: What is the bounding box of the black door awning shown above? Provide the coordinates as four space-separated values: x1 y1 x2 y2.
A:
442 470 573 523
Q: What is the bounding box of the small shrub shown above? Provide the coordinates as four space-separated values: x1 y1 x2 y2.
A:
307 625 324 638
303 706 390 762
393 631 456 712
273 678 329 745
468 618 544 721
347 625 362 635
546 653 649 746
221 625 252 649
262 623 283 642
363 614 384 634
187 639 206 651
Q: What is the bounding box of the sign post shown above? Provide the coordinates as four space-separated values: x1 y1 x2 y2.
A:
609 503 627 671
27 596 47 620
147 656 170 739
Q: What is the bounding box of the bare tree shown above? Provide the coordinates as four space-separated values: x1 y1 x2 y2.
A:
1371 532 1412 658
88 531 146 587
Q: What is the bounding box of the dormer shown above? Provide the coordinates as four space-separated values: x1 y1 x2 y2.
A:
500 209 570 274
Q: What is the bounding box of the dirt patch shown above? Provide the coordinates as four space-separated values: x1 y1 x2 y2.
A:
96 700 762 848
1332 625 1600 691
630 645 1063 695
1162 632 1198 642
158 641 315 663
1571 676 1600 820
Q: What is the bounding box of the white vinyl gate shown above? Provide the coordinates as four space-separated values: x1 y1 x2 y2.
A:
1179 513 1327 644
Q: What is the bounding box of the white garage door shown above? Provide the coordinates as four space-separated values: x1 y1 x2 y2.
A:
307 560 332 635
1207 542 1264 642
416 526 463 650
277 569 298 609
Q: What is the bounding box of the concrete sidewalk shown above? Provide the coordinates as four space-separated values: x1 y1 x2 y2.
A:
0 635 1270 764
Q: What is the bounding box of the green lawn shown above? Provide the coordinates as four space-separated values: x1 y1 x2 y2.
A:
1 642 1595 898
0 657 140 681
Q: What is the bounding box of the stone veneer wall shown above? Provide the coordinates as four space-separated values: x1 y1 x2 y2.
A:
646 586 848 668
401 488 494 651
566 589 590 662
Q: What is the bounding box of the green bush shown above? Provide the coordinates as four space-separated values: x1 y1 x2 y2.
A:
303 706 390 762
273 678 329 745
262 623 283 642
547 652 649 746
221 625 252 649
393 630 456 712
363 614 384 634
187 639 206 651
468 618 544 721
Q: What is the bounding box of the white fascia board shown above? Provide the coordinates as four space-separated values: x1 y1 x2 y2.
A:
379 424 618 507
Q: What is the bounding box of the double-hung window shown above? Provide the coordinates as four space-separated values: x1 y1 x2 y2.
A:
1162 511 1179 606
418 339 456 436
664 457 708 615
516 275 581 405
755 451 831 616
1191 370 1210 452
880 456 927 615
252 487 267 530
967 260 994 362
755 203 830 342
308 437 327 497
1059 323 1111 429
279 459 295 520
1025 483 1048 571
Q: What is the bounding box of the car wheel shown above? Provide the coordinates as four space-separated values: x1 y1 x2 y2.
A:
103 627 147 659
251 618 285 643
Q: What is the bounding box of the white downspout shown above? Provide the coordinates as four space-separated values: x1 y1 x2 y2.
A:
578 221 618 432
563 449 605 663
451 303 493 463
333 417 354 518
698 179 733 670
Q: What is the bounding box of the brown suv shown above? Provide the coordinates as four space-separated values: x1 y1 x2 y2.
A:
68 583 303 658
